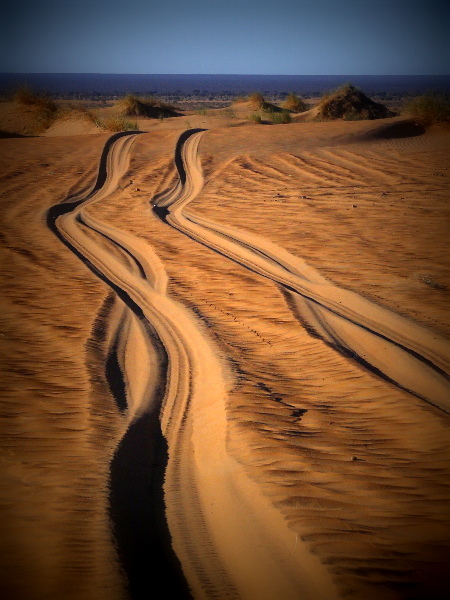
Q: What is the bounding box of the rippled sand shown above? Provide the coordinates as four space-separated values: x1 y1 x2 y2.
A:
1 119 449 600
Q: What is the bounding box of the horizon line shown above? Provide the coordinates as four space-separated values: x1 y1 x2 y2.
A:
1 72 449 77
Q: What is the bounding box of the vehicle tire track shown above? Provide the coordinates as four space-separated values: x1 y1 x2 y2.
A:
46 132 233 599
47 130 340 600
152 129 450 415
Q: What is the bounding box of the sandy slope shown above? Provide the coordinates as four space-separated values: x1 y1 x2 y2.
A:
1 118 450 600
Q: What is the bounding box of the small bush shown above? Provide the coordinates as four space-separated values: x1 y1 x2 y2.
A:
248 92 266 109
403 94 450 126
13 85 55 109
263 104 276 114
195 108 209 116
13 85 58 129
270 110 292 124
100 116 139 132
120 94 178 119
282 93 308 113
250 113 263 124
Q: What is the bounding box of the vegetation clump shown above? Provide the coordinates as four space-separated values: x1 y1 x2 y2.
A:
282 92 308 113
249 108 291 125
120 94 179 119
248 91 268 110
250 113 263 124
316 84 395 121
13 85 58 129
270 110 292 124
99 116 139 132
403 94 450 126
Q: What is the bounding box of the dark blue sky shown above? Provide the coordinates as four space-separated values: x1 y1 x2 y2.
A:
2 0 448 74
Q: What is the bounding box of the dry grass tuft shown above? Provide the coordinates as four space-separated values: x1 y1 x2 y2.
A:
250 113 263 124
13 85 58 130
403 94 450 126
98 116 139 132
248 92 268 110
270 110 292 124
282 93 308 113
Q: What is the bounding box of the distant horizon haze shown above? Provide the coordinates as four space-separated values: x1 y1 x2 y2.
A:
1 73 449 96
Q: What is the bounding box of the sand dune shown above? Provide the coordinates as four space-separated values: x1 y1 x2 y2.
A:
1 117 450 600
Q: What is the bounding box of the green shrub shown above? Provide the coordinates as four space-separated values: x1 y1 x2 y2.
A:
282 93 308 112
248 92 266 109
100 116 139 132
250 113 263 124
403 94 450 125
270 110 292 124
263 104 276 114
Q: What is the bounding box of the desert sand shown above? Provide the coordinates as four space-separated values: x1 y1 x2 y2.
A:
1 106 450 600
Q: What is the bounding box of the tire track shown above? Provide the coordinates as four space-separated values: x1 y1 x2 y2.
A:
46 131 233 599
152 129 450 415
47 131 339 600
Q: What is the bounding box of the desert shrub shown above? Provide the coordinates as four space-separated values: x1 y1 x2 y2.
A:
233 95 247 103
315 83 394 121
120 94 178 119
100 116 139 132
250 113 263 124
248 92 267 109
403 94 450 125
13 85 58 129
270 110 292 124
282 93 308 112
13 85 55 109
195 108 209 116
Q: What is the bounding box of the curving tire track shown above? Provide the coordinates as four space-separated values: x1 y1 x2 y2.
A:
48 131 341 600
153 129 450 415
